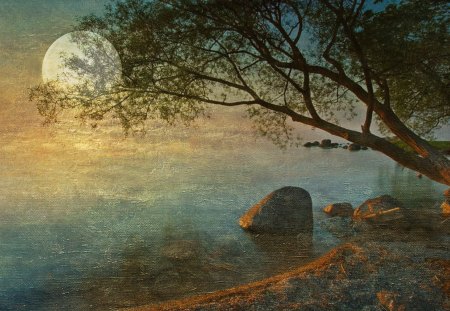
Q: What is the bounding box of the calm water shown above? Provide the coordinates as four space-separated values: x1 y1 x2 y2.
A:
0 131 447 310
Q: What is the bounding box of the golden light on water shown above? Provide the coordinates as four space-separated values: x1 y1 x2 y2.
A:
41 31 122 90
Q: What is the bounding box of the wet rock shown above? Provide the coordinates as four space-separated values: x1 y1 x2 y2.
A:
331 143 339 148
312 141 320 146
323 202 354 217
444 188 450 199
348 143 361 151
361 146 368 150
353 195 404 222
239 186 313 234
343 145 348 149
376 291 405 311
303 142 313 147
441 201 450 216
320 139 332 148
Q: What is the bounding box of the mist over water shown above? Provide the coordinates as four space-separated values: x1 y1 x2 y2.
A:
0 120 446 310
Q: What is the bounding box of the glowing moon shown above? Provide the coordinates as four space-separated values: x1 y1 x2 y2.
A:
42 31 122 90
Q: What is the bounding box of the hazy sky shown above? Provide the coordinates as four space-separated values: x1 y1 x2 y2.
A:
0 0 110 130
0 0 446 140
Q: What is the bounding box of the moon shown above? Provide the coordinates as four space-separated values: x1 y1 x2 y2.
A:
42 31 122 91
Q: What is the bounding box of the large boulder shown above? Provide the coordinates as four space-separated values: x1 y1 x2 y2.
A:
353 195 404 222
239 187 313 234
323 202 354 217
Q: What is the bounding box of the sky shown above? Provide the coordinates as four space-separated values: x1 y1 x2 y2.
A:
0 0 110 131
0 0 446 147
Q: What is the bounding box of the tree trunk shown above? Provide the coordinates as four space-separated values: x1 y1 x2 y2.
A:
292 116 450 186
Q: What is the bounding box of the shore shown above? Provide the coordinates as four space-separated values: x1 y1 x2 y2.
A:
126 221 449 311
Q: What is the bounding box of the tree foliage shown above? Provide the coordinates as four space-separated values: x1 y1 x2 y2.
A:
30 0 450 185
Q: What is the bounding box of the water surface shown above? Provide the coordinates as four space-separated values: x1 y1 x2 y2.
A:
0 128 447 310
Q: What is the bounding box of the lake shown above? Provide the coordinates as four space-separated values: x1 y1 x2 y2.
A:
0 124 447 310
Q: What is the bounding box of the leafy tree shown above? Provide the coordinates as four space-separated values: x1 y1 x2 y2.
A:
30 0 450 185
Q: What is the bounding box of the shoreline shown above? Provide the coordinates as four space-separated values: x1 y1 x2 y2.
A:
125 235 449 311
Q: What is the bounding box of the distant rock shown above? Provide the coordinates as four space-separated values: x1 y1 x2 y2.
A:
303 142 313 147
312 141 320 146
239 186 313 234
353 195 404 222
320 139 332 148
343 145 348 149
323 203 354 217
331 143 339 148
348 143 361 151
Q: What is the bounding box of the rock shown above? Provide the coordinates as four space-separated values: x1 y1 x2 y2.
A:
331 143 339 148
312 141 320 146
239 186 313 234
161 240 198 261
348 143 361 151
353 195 404 222
320 139 332 148
444 188 450 199
361 146 368 150
343 145 348 149
323 202 354 217
303 142 313 147
377 291 405 311
319 217 354 238
441 201 450 216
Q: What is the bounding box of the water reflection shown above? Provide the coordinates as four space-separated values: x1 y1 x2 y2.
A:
247 232 313 274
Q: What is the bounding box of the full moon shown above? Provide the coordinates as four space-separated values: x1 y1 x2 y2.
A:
42 31 122 90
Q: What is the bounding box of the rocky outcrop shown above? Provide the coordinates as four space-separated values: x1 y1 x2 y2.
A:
132 242 449 311
353 195 404 222
239 187 313 234
323 202 354 217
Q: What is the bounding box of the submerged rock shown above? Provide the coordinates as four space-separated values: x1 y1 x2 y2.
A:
323 202 354 217
319 216 355 238
161 240 199 261
239 186 313 234
353 195 404 222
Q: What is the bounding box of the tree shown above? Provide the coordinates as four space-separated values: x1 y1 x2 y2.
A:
30 0 450 185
